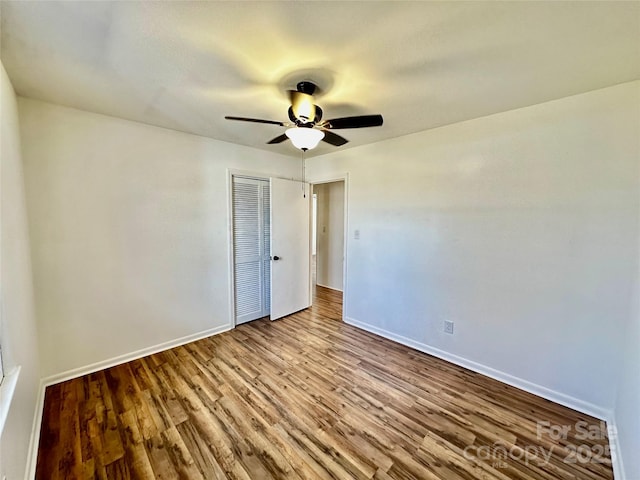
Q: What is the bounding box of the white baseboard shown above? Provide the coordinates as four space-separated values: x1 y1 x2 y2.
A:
24 379 46 480
24 323 233 479
315 283 343 292
609 417 626 480
24 317 626 479
344 316 612 421
41 323 233 387
345 317 631 478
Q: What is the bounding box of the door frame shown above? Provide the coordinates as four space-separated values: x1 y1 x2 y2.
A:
309 173 349 321
227 168 306 328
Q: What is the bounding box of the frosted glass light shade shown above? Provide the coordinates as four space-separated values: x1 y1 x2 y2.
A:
285 127 324 150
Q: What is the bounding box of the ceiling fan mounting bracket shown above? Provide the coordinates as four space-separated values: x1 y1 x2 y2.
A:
296 81 317 95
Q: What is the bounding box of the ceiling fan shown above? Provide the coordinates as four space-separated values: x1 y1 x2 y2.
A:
225 81 383 151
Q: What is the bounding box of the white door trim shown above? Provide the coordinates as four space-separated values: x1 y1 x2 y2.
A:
309 173 349 321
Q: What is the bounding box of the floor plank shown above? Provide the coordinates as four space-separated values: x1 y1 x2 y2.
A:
36 286 613 479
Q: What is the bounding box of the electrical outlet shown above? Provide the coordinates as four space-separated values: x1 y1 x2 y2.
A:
444 320 454 334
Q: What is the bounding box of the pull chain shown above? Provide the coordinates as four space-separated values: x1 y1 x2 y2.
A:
301 149 306 198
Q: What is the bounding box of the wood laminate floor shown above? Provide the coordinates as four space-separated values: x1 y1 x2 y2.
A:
36 286 613 479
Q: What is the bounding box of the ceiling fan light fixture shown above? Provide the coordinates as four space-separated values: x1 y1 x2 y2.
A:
285 127 324 150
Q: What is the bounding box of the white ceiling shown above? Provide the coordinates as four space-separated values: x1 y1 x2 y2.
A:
1 1 639 158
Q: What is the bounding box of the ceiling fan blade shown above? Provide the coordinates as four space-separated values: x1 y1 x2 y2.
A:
321 130 349 147
225 116 284 126
266 134 289 144
288 91 316 123
325 114 383 129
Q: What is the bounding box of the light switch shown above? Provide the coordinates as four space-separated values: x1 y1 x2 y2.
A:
354 229 360 240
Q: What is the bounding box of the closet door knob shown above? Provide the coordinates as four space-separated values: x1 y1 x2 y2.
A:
272 256 280 261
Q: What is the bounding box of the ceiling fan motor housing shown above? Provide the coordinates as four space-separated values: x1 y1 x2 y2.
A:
288 105 323 126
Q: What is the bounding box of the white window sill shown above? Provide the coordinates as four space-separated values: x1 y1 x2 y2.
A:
0 365 21 438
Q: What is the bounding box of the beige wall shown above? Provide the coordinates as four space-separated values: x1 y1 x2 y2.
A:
9 79 640 479
614 215 640 479
314 181 344 291
615 303 640 479
0 63 41 480
308 81 640 423
18 98 299 379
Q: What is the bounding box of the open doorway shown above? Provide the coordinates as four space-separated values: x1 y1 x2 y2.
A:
311 180 345 321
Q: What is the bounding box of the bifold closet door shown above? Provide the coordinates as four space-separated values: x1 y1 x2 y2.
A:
233 177 270 324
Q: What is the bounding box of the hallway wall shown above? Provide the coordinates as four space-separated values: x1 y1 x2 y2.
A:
314 181 344 291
